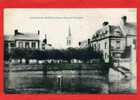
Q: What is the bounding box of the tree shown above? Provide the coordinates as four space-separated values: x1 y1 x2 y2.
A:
11 48 25 63
9 47 103 64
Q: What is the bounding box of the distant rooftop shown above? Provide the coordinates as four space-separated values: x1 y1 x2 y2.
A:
92 25 123 39
15 33 40 40
14 29 40 40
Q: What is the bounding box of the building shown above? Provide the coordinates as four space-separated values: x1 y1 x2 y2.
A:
91 21 126 63
79 16 136 63
4 29 53 51
66 26 72 48
4 35 15 53
79 38 91 48
14 29 41 49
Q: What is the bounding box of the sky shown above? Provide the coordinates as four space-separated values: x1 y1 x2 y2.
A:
4 8 136 49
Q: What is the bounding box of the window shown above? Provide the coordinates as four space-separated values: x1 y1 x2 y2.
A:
32 42 36 49
25 42 29 48
112 52 115 57
115 53 121 58
105 42 107 49
98 43 100 50
42 44 45 49
69 40 71 45
96 34 99 38
18 42 23 48
114 28 122 36
116 31 121 33
94 44 96 50
67 40 71 45
116 40 120 49
133 39 136 49
10 42 14 47
116 41 120 43
104 53 107 59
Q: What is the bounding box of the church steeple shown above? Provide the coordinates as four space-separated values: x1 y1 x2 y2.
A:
67 26 72 47
68 26 71 36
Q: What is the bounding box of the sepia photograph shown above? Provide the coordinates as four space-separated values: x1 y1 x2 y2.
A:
4 8 137 94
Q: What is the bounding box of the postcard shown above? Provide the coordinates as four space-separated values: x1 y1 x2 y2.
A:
4 8 137 94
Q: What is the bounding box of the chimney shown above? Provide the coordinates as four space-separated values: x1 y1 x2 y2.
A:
102 21 109 26
38 30 40 35
14 29 18 35
121 16 127 25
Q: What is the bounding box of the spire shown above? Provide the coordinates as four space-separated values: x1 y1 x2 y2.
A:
68 25 71 36
67 25 72 47
45 34 47 39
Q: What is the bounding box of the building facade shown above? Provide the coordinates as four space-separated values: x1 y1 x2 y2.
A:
14 30 40 49
79 16 136 63
4 29 53 51
4 35 15 53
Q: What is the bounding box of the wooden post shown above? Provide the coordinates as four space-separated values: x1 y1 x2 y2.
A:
57 75 62 93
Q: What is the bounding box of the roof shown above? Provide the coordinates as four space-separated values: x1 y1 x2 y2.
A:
92 25 122 39
110 25 122 34
95 29 102 35
15 32 40 40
